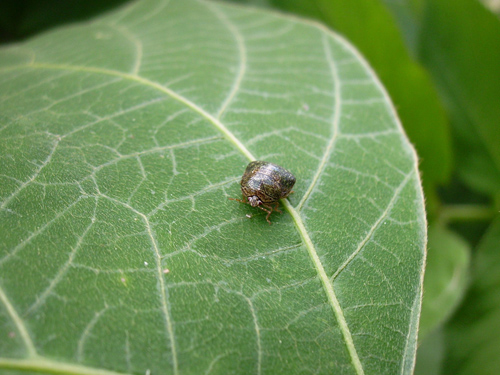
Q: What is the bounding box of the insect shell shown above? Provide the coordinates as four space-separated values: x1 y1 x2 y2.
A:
230 161 296 224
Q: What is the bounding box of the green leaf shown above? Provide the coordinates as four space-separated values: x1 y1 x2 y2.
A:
0 0 426 374
444 217 500 375
418 0 500 196
418 225 470 340
259 0 452 216
379 0 425 53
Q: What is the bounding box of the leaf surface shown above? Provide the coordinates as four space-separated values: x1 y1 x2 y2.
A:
0 0 426 374
261 0 452 216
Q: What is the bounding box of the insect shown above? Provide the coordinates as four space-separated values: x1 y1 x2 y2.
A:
230 161 296 224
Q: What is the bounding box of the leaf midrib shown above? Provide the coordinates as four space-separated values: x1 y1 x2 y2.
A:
1 60 364 374
0 357 131 375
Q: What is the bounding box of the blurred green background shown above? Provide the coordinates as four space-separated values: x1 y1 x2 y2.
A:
1 0 499 373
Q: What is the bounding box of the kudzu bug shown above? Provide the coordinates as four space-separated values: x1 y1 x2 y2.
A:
230 161 296 224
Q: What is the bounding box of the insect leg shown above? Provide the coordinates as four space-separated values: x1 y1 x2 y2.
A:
228 195 248 204
259 204 273 225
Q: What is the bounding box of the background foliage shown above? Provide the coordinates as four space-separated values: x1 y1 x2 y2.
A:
0 0 499 374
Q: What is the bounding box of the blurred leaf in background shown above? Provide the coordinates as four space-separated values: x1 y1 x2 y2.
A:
444 218 500 375
414 328 445 375
0 0 127 42
418 225 470 340
382 0 500 199
482 0 500 14
418 0 500 198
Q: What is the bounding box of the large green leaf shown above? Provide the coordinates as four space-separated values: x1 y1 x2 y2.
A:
0 0 426 374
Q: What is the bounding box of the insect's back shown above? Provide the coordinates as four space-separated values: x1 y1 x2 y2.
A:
241 161 296 203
